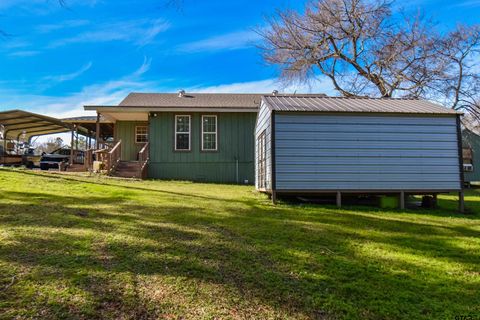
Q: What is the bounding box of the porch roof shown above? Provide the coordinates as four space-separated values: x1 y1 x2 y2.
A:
62 115 115 139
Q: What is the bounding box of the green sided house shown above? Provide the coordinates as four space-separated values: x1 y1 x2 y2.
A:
462 128 480 185
84 91 464 212
85 92 261 183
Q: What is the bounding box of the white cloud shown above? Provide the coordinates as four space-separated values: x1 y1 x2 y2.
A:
28 76 335 144
177 30 261 53
0 72 338 143
0 69 335 138
132 56 152 77
48 19 169 48
0 0 42 10
453 0 480 7
0 0 99 12
190 77 336 95
0 57 156 119
3 40 31 49
8 50 41 57
138 21 170 47
36 19 90 34
43 62 93 83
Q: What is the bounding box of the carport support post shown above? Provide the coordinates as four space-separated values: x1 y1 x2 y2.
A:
399 191 405 210
336 191 342 208
2 131 7 165
95 112 101 149
75 125 78 153
70 125 75 165
87 131 91 149
459 191 465 213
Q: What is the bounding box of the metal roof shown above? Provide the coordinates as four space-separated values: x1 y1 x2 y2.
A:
62 115 112 123
262 96 460 115
0 110 90 141
61 115 114 139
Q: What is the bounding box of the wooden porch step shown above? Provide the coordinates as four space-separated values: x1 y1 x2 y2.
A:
111 161 142 179
66 164 87 172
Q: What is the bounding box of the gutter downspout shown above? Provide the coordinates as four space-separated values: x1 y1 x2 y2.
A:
3 129 9 166
271 110 277 204
457 115 465 213
235 157 239 184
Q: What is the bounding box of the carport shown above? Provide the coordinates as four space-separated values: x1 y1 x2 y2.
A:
0 110 92 165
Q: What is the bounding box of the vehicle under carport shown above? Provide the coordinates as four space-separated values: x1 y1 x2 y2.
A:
0 110 91 166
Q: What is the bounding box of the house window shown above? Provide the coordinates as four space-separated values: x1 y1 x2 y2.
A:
463 148 474 172
135 126 148 143
175 115 191 150
202 115 217 151
257 130 266 189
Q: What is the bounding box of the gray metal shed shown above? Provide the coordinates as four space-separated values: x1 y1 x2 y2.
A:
255 96 464 210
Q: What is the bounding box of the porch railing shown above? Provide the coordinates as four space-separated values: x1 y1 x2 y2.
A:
94 140 122 174
138 142 149 179
84 149 95 171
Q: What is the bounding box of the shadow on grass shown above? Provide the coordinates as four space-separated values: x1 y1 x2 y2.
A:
0 170 479 319
7 169 249 204
11 168 480 220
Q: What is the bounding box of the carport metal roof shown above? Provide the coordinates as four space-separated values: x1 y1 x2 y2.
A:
0 110 90 141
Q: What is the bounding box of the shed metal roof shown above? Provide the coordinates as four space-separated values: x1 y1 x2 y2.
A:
262 96 460 115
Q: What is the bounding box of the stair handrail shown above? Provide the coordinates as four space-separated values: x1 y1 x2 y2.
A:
138 142 149 179
107 140 122 174
84 148 95 171
92 148 109 170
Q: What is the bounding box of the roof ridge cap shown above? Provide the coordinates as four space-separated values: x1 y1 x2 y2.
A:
264 95 425 101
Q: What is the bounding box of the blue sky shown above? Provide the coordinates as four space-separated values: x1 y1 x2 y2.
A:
0 0 479 120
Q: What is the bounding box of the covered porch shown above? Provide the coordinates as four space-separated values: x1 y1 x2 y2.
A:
74 110 149 179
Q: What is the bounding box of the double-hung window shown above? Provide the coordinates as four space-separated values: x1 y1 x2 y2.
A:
257 130 266 189
175 115 191 151
135 126 148 143
202 115 217 151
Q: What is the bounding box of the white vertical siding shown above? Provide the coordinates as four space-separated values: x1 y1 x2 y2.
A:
274 114 461 191
255 102 272 190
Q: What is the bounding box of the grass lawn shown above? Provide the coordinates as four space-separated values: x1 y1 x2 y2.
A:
0 168 479 320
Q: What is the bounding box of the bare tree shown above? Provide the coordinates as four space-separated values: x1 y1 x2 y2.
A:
433 25 480 118
260 0 480 116
34 137 64 154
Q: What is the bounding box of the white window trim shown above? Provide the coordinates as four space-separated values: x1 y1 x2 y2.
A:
135 126 148 144
175 115 191 151
201 115 218 151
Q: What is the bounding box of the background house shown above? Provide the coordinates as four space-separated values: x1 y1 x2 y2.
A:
462 128 480 185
